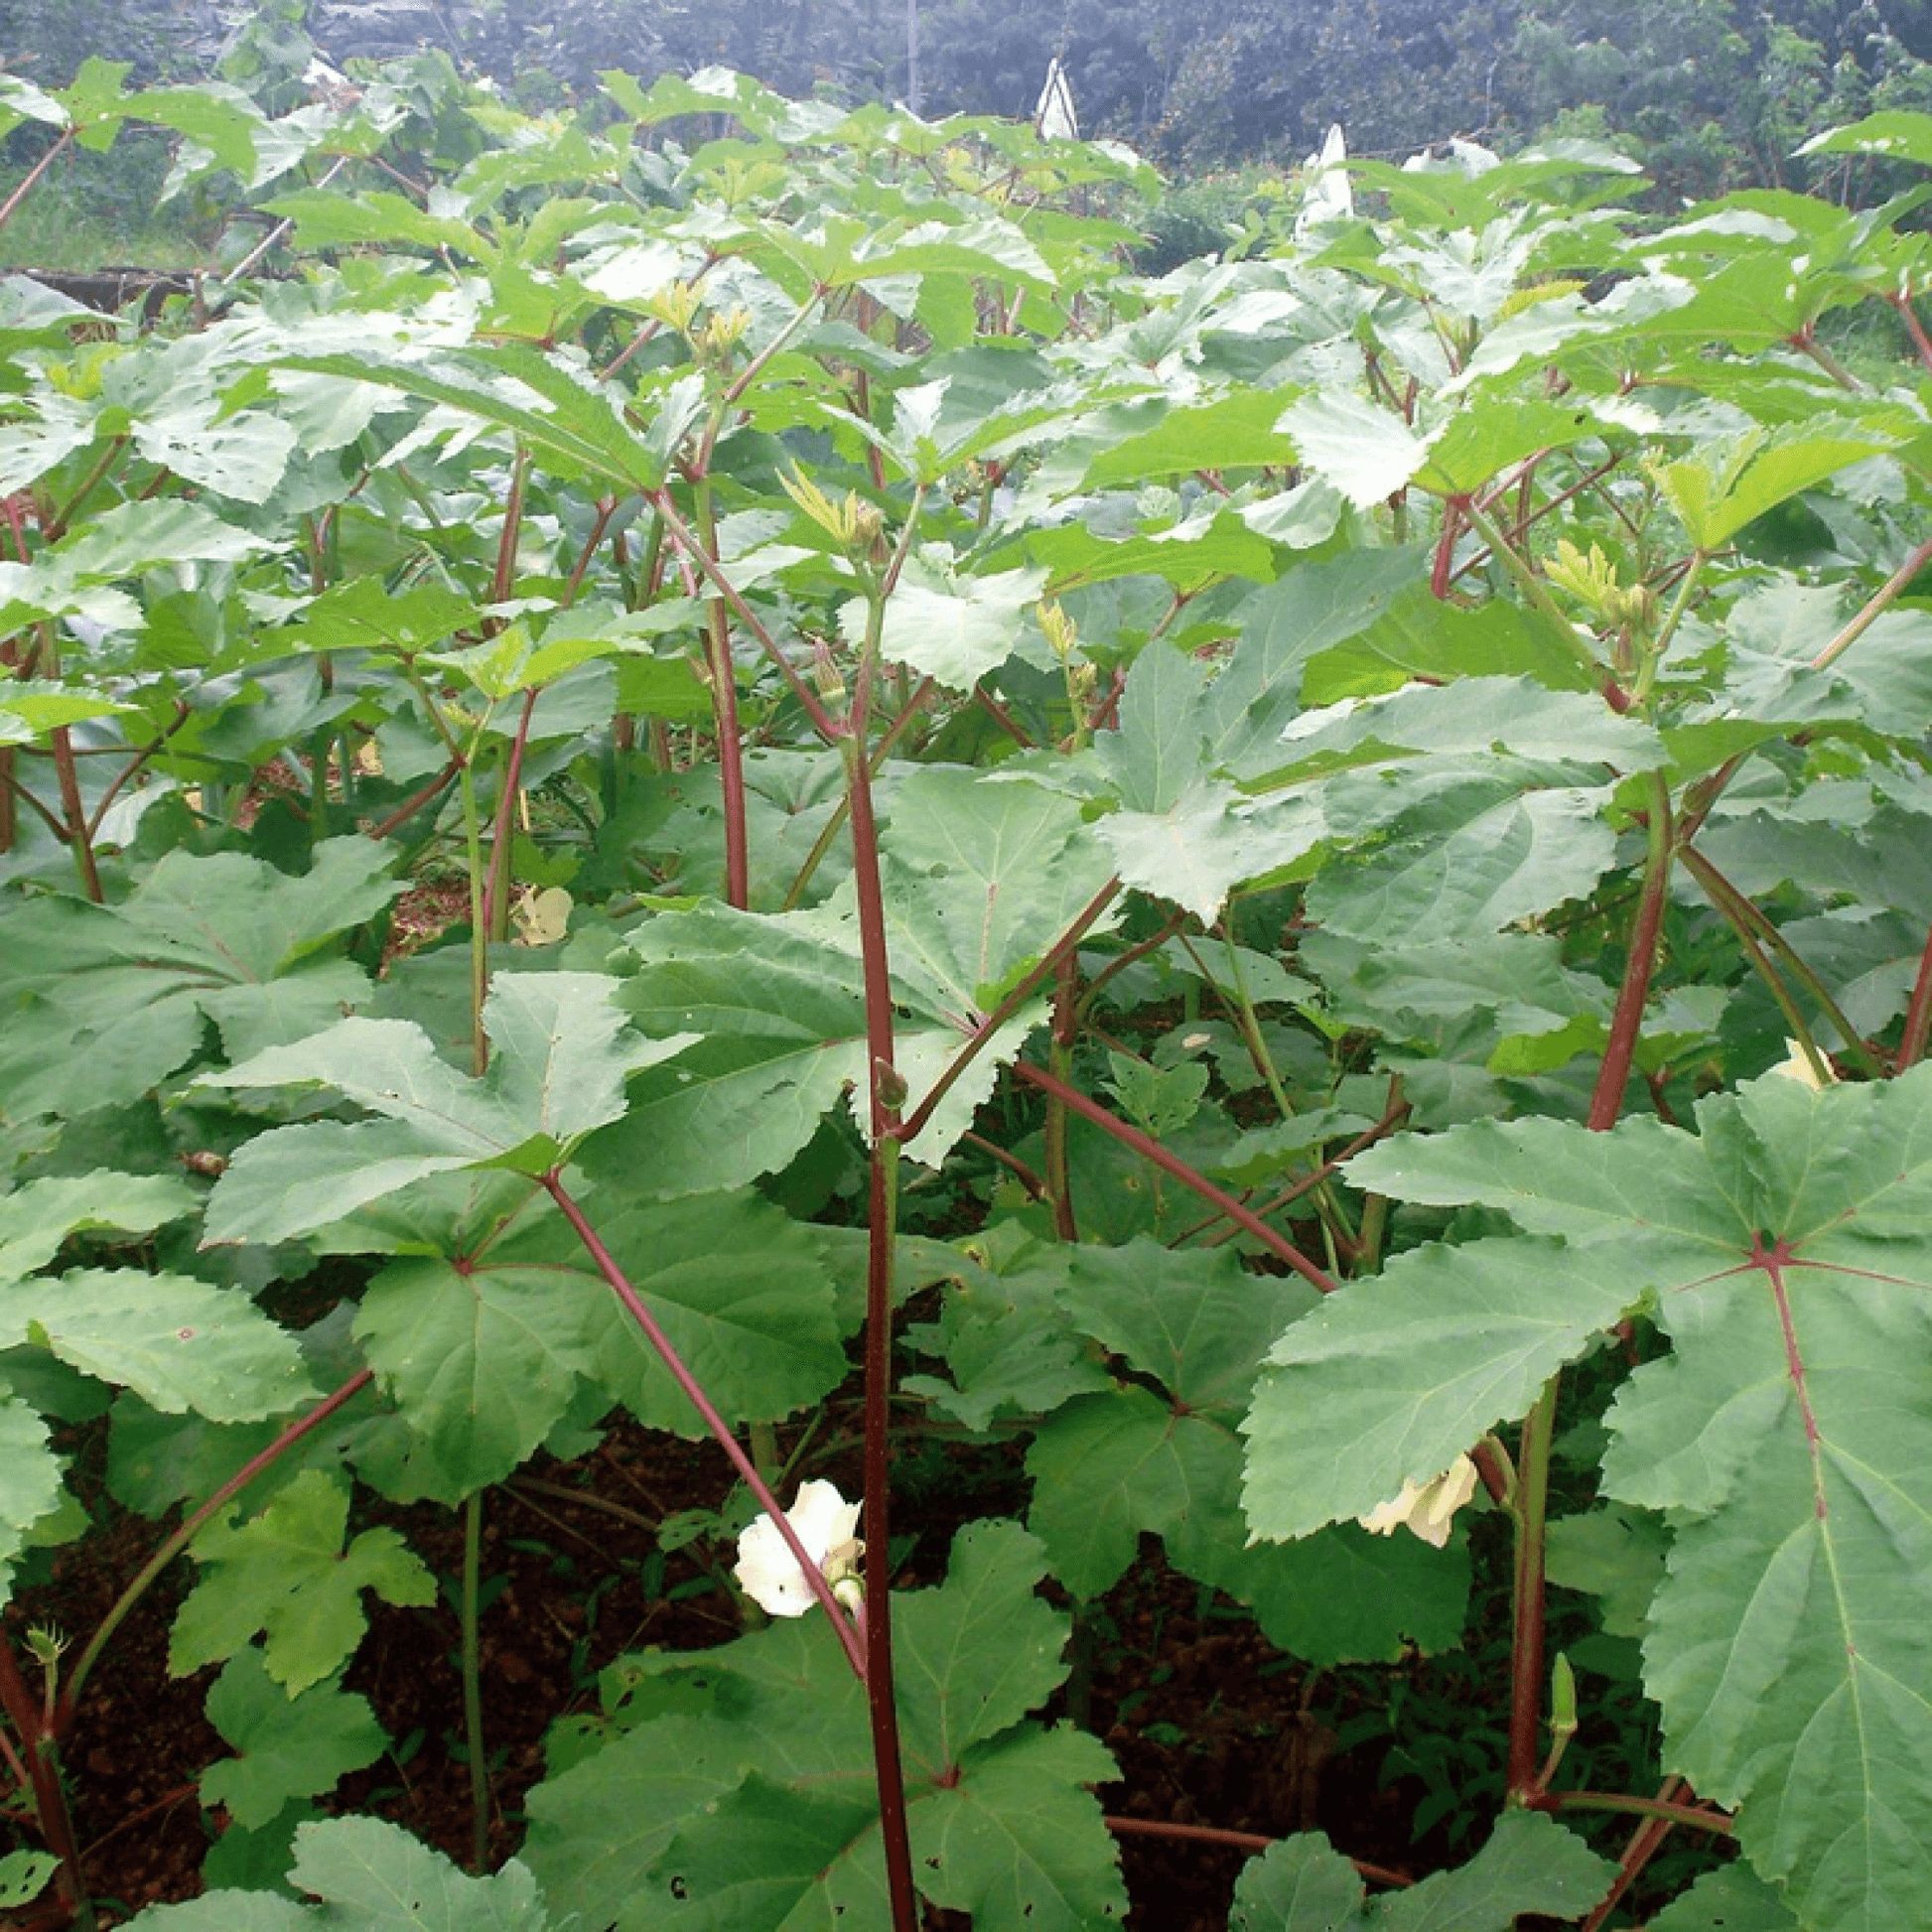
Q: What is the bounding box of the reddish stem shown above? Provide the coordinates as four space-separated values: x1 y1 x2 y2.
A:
1104 1816 1412 1888
60 1370 378 1729
1587 774 1673 1132
841 639 920 1932
649 489 840 742
1897 921 1932 1072
366 757 463 842
0 129 74 233
1011 1060 1338 1293
897 879 1122 1149
0 1638 89 1926
541 1175 868 1680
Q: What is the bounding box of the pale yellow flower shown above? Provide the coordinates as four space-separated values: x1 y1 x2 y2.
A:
1358 1455 1480 1549
1768 1040 1835 1089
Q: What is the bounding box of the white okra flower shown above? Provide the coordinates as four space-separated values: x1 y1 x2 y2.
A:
734 1480 864 1617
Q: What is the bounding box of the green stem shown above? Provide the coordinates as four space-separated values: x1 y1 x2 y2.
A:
1679 844 1876 1077
46 434 130 541
456 747 491 1077
1506 1376 1560 1802
462 1488 488 1873
779 676 936 911
482 686 541 947
1791 328 1863 392
1201 926 1359 1257
1630 551 1706 705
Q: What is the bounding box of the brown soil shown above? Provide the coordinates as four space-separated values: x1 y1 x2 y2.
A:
2 1401 1464 1931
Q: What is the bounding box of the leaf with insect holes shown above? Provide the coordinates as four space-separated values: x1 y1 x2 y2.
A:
0 1851 59 1913
0 1269 317 1421
1269 1067 1932 1929
203 972 695 1243
1230 1811 1614 1929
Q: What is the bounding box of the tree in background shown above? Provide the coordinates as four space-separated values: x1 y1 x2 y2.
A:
1498 0 1932 198
1161 0 1513 164
11 0 1932 201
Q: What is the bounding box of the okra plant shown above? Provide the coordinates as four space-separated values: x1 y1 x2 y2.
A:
0 45 1929 1932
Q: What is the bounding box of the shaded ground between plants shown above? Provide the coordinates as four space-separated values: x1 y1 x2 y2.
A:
8 1404 1663 1930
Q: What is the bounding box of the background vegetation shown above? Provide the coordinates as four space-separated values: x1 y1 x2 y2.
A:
11 0 1932 200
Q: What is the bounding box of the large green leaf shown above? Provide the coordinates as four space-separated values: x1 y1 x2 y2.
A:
1654 419 1912 551
905 1725 1126 1929
0 1398 62 1592
892 1519 1074 1770
1278 390 1428 506
1092 642 1324 919
1319 1071 1932 1927
0 841 401 1119
128 1820 554 1929
853 559 1049 689
0 1269 316 1422
1243 1236 1640 1543
576 1192 848 1439
0 1172 195 1285
522 1520 1122 1930
1307 782 1618 942
353 1236 602 1497
590 897 1027 1187
1016 1242 1467 1660
205 973 693 1243
879 764 1117 1010
272 345 668 492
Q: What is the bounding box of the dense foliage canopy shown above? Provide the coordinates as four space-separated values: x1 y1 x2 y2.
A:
3 37 1932 1929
